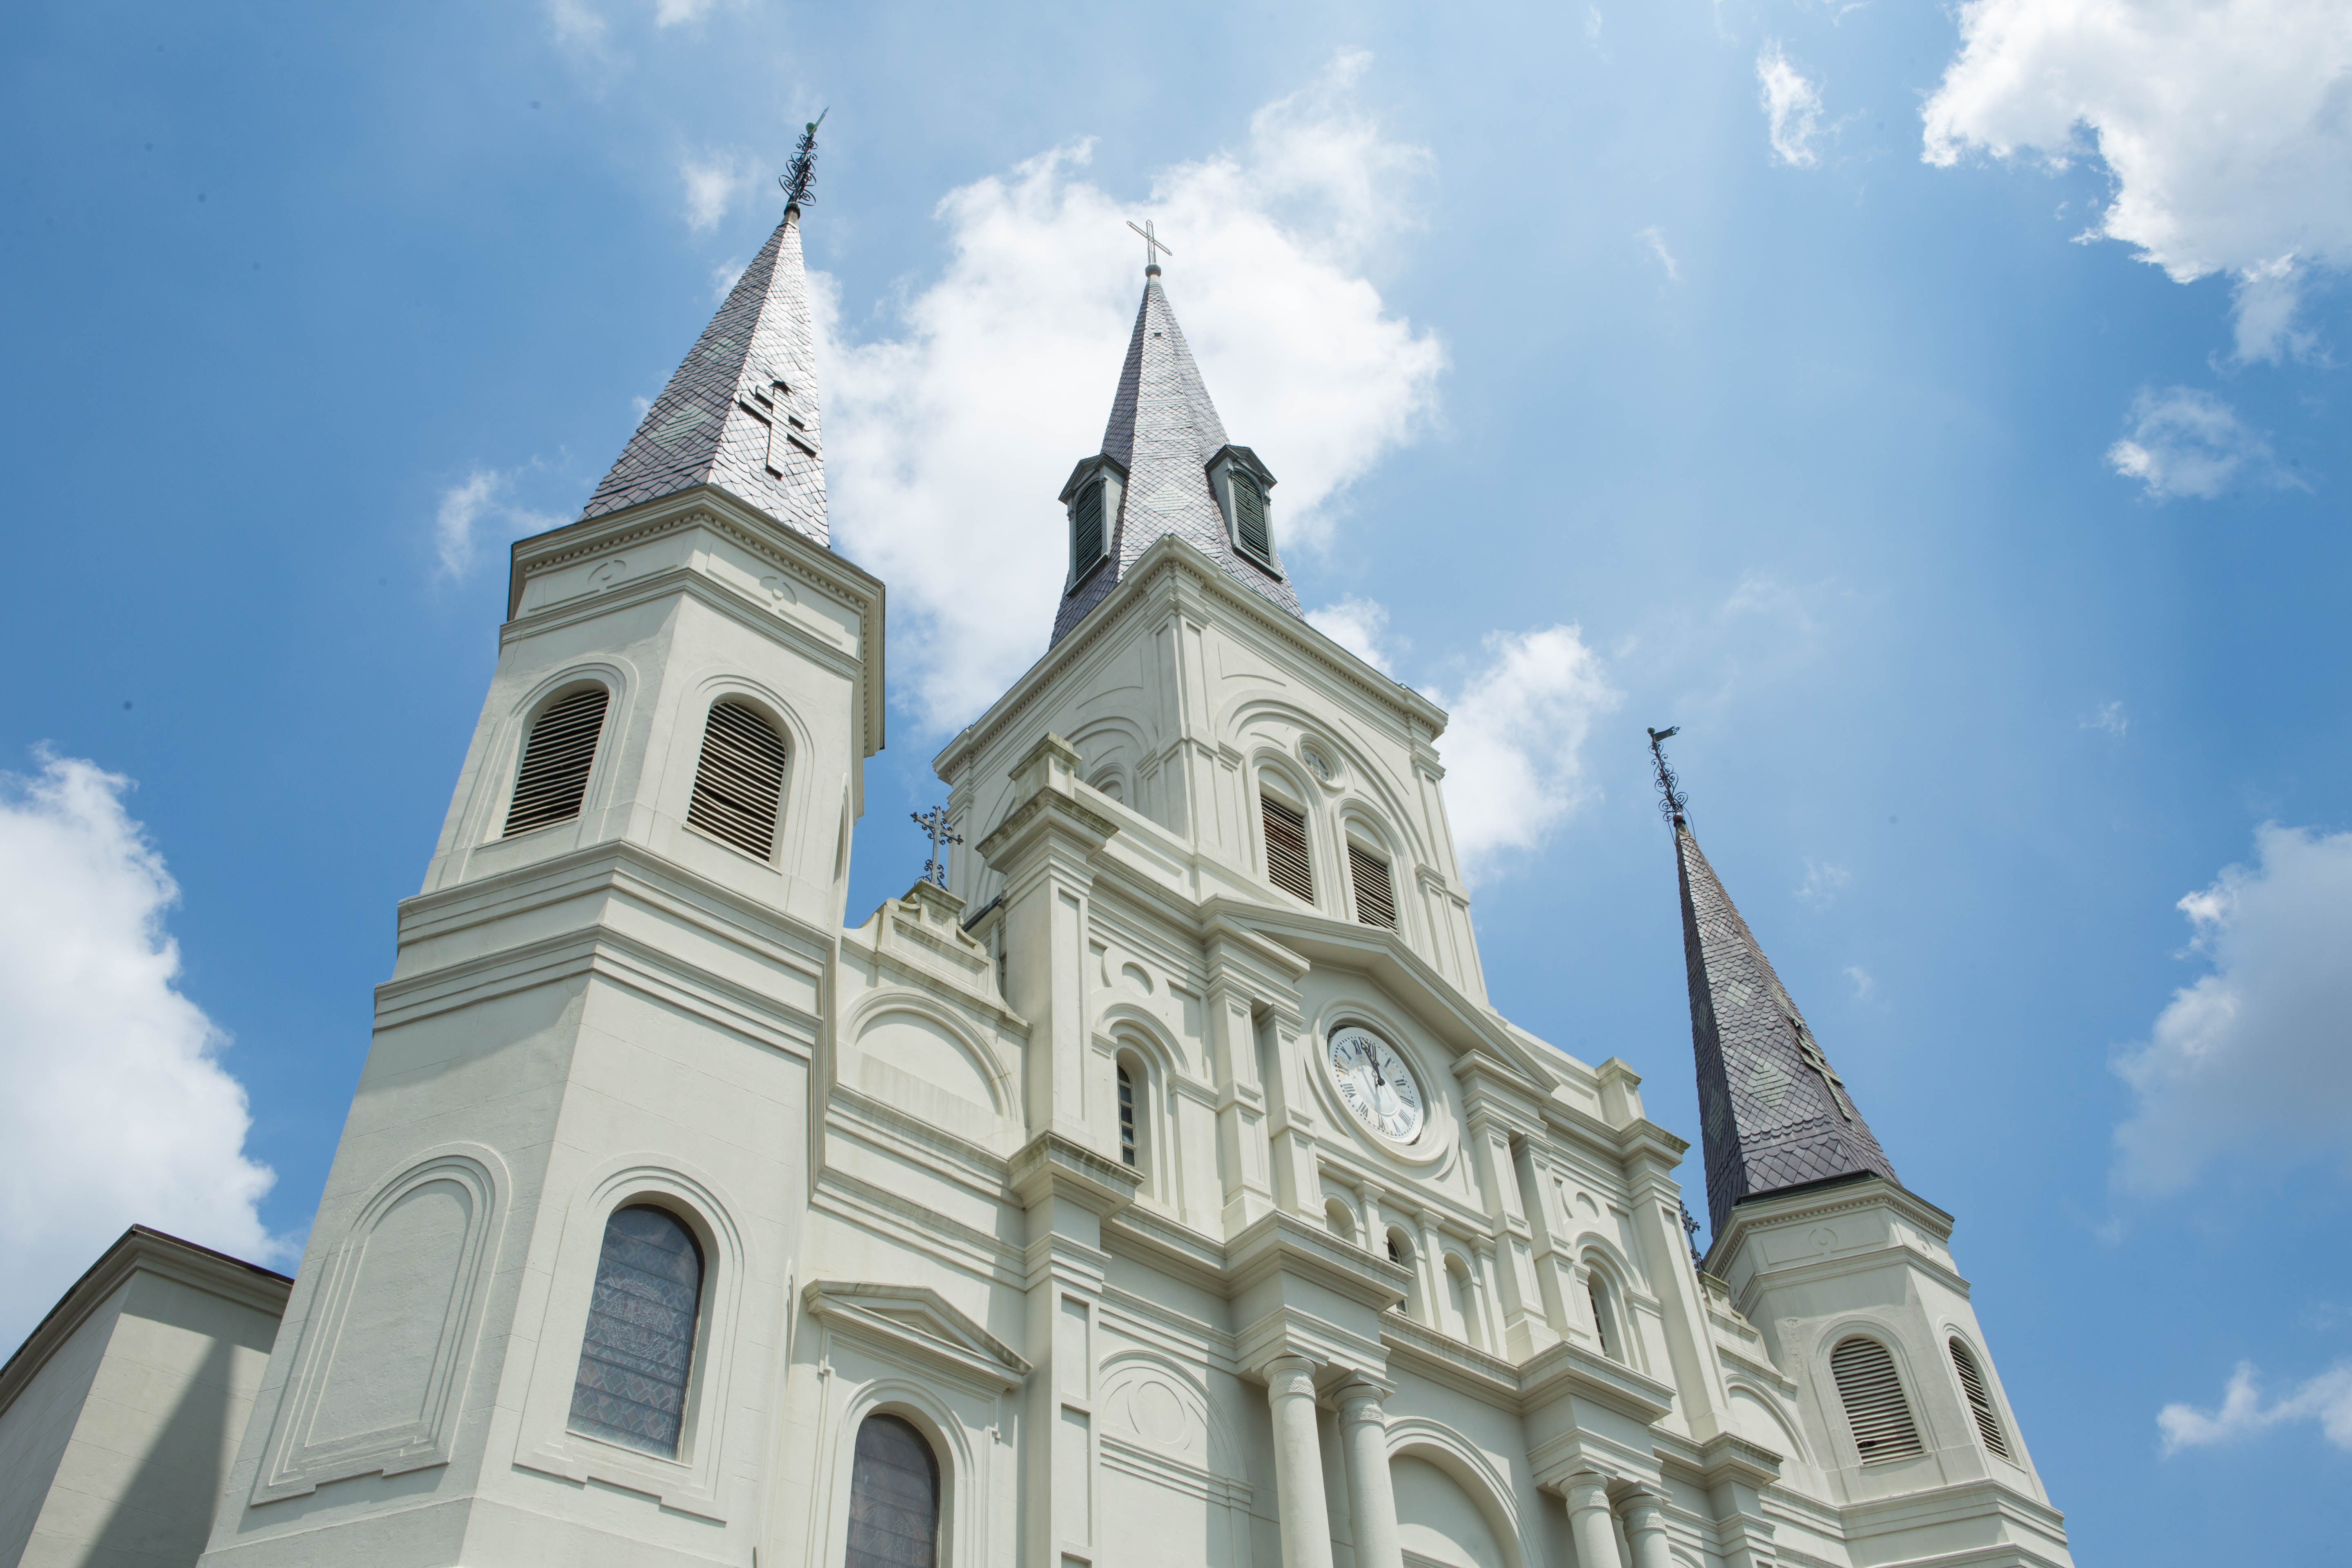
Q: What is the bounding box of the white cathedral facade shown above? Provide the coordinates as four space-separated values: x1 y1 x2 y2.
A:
0 200 2072 1568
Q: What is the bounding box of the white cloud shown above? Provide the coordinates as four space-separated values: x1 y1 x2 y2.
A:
1637 226 1681 282
1307 597 1398 675
1796 859 1853 906
1845 964 1875 1000
2160 1361 2352 1454
821 52 1446 729
710 256 746 302
546 0 608 50
1427 625 1622 884
434 466 565 578
2112 823 2352 1195
0 751 287 1347
2083 700 2129 736
1922 0 2352 362
680 150 755 232
1757 42 1826 167
2106 386 2287 501
653 0 717 23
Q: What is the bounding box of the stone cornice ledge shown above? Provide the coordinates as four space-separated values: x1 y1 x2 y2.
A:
1009 1131 1141 1216
1225 1210 1413 1312
1517 1337 1678 1425
1652 1428 1783 1490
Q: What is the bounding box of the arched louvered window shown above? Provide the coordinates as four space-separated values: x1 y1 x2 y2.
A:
1261 793 1312 902
1830 1336 1924 1465
1948 1337 2011 1459
686 699 788 860
1116 1063 1138 1168
568 1205 704 1458
1071 480 1106 582
846 1413 940 1568
1349 840 1397 929
505 686 609 836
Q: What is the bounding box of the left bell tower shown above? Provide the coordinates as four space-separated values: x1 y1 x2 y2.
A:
200 185 883 1568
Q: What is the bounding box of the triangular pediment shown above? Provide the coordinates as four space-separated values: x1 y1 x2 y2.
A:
803 1280 1031 1388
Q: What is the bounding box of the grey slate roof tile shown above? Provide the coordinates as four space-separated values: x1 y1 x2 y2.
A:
1051 274 1303 645
580 209 829 544
1676 818 1900 1232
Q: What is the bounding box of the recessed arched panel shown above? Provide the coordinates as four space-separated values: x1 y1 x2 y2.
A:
1392 1455 1507 1568
852 1005 1006 1146
310 1180 473 1443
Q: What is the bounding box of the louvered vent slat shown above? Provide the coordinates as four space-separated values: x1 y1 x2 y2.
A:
504 687 609 837
1262 796 1313 903
1350 842 1398 929
1830 1337 1924 1464
1235 474 1271 560
1073 481 1105 575
687 700 788 860
1948 1339 2011 1458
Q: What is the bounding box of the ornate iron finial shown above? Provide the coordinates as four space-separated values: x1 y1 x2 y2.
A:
1126 218 1173 276
1680 1200 1704 1267
1646 725 1688 826
779 108 829 213
911 805 963 889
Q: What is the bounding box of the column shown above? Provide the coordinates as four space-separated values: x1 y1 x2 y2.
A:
1621 1492 1674 1568
1265 1356 1337 1568
1335 1380 1402 1568
1564 1472 1621 1568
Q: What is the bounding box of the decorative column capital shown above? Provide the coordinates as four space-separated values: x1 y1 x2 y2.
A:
1562 1471 1613 1515
1264 1353 1319 1400
1621 1489 1666 1529
1334 1375 1394 1427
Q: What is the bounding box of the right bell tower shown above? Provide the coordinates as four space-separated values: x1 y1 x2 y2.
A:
1654 734 2072 1566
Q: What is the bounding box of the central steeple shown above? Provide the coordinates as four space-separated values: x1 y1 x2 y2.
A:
1050 266 1303 644
1662 775 1901 1233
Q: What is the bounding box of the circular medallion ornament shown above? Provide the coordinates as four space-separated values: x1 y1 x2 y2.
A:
1326 1026 1424 1144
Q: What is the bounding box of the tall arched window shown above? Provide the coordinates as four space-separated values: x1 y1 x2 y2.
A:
1830 1336 1924 1465
846 1413 940 1568
568 1205 704 1458
686 699 788 859
1347 837 1397 930
1261 789 1313 903
1947 1337 2011 1459
1116 1062 1138 1168
506 686 609 836
1586 1273 1621 1362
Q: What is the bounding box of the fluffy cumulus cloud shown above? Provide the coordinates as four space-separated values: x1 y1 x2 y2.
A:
2112 823 2352 1195
820 52 1446 730
1922 0 2352 361
2106 387 2287 501
0 752 285 1345
1757 42 1826 168
1307 597 1398 675
1426 626 1622 884
2160 1361 2352 1454
680 149 757 233
434 465 565 578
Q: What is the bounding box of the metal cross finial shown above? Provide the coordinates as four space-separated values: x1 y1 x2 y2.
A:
779 107 829 212
910 805 963 889
1127 218 1174 274
1646 726 1688 826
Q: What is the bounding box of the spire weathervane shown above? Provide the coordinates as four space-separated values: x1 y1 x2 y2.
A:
779 108 829 213
1647 725 1688 826
911 805 963 889
1126 218 1173 276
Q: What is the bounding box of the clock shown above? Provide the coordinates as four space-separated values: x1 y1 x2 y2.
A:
1326 1026 1425 1144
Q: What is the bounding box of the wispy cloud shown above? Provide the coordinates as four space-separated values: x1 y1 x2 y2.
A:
2082 700 2129 737
434 465 566 578
1757 41 1825 167
710 256 746 302
1307 597 1399 675
1923 0 2352 362
1845 964 1875 1000
1637 226 1681 282
2113 823 2352 1195
1797 858 1853 907
2160 1361 2352 1455
2107 387 2291 502
680 149 756 232
0 751 290 1346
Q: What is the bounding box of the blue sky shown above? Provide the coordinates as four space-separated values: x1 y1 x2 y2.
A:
4 0 2350 1557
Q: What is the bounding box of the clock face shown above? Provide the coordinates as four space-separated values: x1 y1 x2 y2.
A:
1326 1027 1424 1144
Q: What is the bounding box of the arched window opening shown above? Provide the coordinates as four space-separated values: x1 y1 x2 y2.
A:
1116 1063 1138 1168
568 1205 703 1458
1831 1336 1924 1465
1348 838 1398 930
1261 791 1313 903
687 699 788 859
1385 1227 1410 1267
1444 1254 1484 1350
1586 1273 1620 1362
846 1412 941 1568
506 686 609 837
1948 1338 2011 1459
1324 1198 1358 1244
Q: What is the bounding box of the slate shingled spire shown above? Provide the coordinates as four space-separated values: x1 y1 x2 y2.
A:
1676 815 1900 1234
580 208 827 543
1051 273 1303 644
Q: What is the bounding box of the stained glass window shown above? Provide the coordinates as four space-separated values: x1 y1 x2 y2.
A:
568 1205 704 1458
846 1414 940 1568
